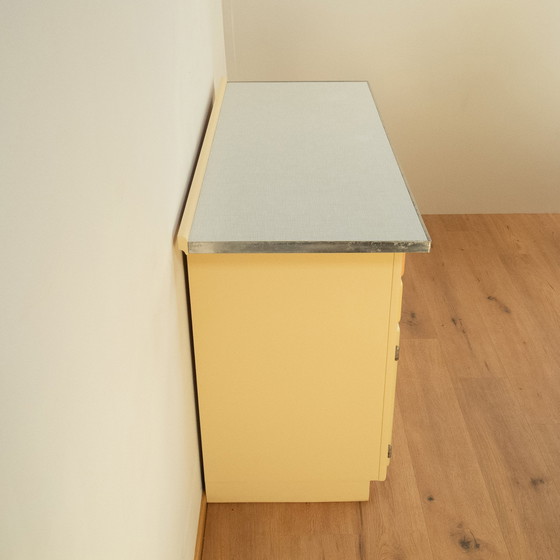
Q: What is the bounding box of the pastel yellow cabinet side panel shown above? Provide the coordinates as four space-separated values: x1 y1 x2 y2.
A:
188 253 396 503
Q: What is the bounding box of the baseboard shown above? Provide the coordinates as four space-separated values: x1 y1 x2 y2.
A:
193 492 208 560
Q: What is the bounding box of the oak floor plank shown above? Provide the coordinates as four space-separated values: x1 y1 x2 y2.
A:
493 214 560 263
411 216 560 414
405 232 507 378
454 377 560 560
441 246 560 423
360 400 434 560
498 253 560 360
400 261 438 340
485 214 535 255
476 261 560 422
398 339 511 560
202 501 363 560
432 217 560 422
530 423 560 490
254 535 362 560
486 214 560 288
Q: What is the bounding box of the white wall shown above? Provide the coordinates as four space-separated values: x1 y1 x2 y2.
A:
0 1 225 559
223 0 560 213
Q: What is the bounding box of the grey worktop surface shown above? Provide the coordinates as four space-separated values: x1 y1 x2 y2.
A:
188 82 430 253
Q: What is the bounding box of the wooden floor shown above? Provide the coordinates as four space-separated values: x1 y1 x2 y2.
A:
201 215 560 560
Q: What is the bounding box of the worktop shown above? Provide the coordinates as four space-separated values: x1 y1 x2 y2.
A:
182 81 430 254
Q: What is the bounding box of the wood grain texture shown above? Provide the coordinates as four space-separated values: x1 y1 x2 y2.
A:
398 339 510 559
407 218 507 378
530 423 560 490
360 401 433 560
454 377 560 560
201 215 560 560
194 493 207 560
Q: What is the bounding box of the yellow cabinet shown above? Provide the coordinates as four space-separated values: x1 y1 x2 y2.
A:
178 82 429 502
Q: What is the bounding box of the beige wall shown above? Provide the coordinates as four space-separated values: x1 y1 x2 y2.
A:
223 0 560 213
0 1 224 559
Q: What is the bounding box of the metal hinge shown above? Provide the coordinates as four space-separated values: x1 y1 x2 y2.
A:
388 444 393 459
394 345 400 361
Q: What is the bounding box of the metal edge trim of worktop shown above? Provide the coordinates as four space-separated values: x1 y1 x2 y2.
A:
187 239 431 254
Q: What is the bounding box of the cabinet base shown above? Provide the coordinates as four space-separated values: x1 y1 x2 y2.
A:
206 480 371 503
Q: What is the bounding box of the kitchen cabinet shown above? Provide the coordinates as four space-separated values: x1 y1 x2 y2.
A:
177 81 430 503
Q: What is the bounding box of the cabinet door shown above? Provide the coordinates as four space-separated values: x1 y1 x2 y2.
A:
188 253 398 502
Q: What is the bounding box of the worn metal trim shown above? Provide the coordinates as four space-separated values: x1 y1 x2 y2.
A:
188 239 431 254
